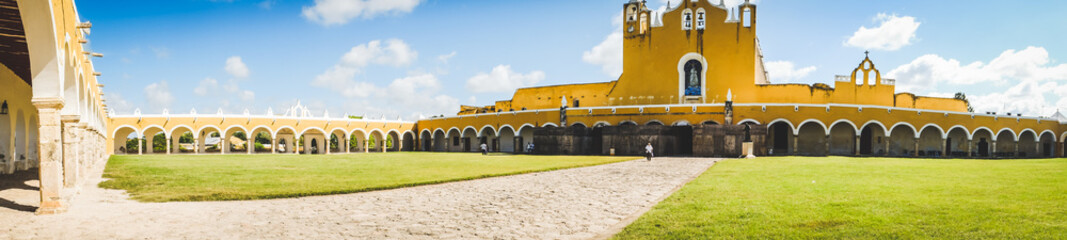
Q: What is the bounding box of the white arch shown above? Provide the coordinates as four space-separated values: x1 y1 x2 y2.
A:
767 118 795 133
793 119 828 136
272 126 296 139
197 125 222 135
478 125 497 138
918 124 945 139
996 128 1018 142
859 120 889 136
224 125 249 135
496 124 516 137
140 124 166 137
1038 130 1056 142
111 125 141 139
541 122 559 128
944 125 971 140
592 121 612 127
676 52 708 102
446 127 461 138
570 122 588 128
387 129 402 137
1061 132 1067 143
827 119 859 136
971 127 996 141
421 129 433 138
1018 128 1038 141
889 122 919 139
168 125 196 138
297 127 326 137
735 119 760 125
328 127 349 139
618 120 638 126
349 128 369 140
672 120 692 126
645 120 665 126
432 128 446 139
401 130 415 141
368 129 386 139
462 126 478 136
515 123 536 135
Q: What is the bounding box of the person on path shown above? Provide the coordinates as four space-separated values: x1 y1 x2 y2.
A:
480 143 488 155
527 143 535 153
645 143 654 161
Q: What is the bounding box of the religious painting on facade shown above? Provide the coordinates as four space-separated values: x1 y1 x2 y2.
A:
684 60 702 96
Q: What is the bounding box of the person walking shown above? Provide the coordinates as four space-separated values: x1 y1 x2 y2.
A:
480 142 488 155
645 142 654 161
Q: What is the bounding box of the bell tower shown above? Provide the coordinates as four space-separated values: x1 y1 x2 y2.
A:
623 0 649 36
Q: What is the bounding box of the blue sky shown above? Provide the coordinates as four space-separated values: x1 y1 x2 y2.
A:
81 0 1067 119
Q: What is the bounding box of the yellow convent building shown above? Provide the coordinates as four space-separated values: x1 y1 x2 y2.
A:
415 0 1066 158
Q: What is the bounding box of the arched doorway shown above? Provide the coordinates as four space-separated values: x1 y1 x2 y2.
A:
888 124 916 157
828 122 856 156
795 121 826 156
767 121 792 155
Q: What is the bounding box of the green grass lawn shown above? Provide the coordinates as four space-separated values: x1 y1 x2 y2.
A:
614 157 1067 239
100 152 633 202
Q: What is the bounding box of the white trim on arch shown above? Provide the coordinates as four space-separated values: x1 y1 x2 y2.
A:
592 121 612 127
196 125 222 135
298 127 327 137
515 123 536 135
111 125 141 139
673 120 693 126
349 128 369 140
918 123 945 139
618 120 638 126
328 127 349 139
1061 132 1067 143
995 128 1018 142
794 119 828 136
1017 128 1038 141
541 122 559 128
827 119 859 136
1038 130 1057 141
401 130 415 141
944 125 971 140
971 127 996 141
368 129 386 139
420 129 433 138
859 120 889 136
462 126 478 136
445 127 461 138
272 126 297 139
888 122 919 139
224 125 249 135
496 124 516 137
168 125 196 138
735 119 760 125
767 118 795 134
570 122 589 128
677 52 708 103
478 125 497 138
432 128 445 139
645 120 665 126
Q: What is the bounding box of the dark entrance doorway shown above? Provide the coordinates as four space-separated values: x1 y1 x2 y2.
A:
769 122 790 155
591 127 603 155
945 138 952 154
463 138 471 152
977 138 989 157
673 126 694 156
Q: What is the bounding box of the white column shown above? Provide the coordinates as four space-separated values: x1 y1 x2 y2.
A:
33 99 67 214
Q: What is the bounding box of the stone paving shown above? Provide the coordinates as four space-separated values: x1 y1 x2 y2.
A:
0 157 717 240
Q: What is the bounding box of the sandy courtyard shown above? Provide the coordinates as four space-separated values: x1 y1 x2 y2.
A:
0 157 716 239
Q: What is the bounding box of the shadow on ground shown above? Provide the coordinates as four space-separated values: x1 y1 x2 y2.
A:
0 170 39 212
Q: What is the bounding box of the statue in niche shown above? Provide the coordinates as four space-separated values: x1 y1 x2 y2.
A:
684 60 702 96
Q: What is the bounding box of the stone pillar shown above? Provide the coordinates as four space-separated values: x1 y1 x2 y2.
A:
991 142 997 157
193 139 200 155
1013 142 1019 157
382 140 387 153
967 139 973 158
913 138 919 157
33 99 67 214
60 116 80 189
345 136 350 154
364 140 369 153
166 138 172 155
790 133 797 155
247 138 254 154
271 138 277 154
884 136 890 156
824 135 831 156
854 135 861 156
325 137 331 154
291 135 297 154
138 137 143 155
941 139 948 158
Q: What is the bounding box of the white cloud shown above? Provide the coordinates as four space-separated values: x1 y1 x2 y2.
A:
583 31 624 77
258 0 274 10
103 92 133 114
438 51 457 64
144 81 174 109
845 13 920 51
302 0 421 26
225 56 250 78
151 47 170 59
969 81 1061 117
383 74 459 116
465 65 545 93
194 78 219 96
765 61 817 82
311 39 418 98
240 90 256 102
887 46 1067 92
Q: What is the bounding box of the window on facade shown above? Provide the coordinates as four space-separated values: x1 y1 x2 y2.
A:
640 13 648 34
682 11 693 30
696 10 706 29
684 60 702 96
573 100 580 108
743 8 752 27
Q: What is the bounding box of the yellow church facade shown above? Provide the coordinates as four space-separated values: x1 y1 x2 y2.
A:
416 0 1066 158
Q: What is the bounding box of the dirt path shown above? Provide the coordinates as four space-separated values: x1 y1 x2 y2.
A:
0 157 716 239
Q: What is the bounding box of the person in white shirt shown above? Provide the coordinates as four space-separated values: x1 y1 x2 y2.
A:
480 143 488 155
645 143 654 161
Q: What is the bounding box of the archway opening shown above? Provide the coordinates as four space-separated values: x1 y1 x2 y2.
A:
795 122 826 156
972 129 994 158
888 125 916 157
461 128 478 152
828 123 855 156
349 130 367 153
113 127 139 155
498 127 516 153
479 127 497 153
946 128 969 157
767 122 791 155
995 131 1015 158
1018 131 1037 158
198 128 222 154
1038 132 1056 158
432 130 446 152
859 124 886 155
446 129 461 152
918 127 943 157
